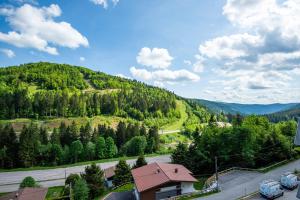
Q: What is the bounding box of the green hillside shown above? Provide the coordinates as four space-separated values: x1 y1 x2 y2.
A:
0 62 206 130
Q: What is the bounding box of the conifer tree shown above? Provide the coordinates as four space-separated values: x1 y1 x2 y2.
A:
113 160 132 186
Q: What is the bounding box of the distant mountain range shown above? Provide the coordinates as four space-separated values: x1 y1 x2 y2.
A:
193 99 300 115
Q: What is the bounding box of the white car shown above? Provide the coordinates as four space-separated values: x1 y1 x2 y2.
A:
260 180 284 200
280 172 298 190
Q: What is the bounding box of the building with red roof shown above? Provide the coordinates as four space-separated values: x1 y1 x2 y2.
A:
131 162 197 200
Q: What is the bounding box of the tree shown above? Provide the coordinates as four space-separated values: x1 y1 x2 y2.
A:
81 163 105 199
70 140 83 163
50 128 60 145
73 178 89 200
105 137 117 158
65 173 80 186
50 144 63 165
80 122 92 145
113 160 132 186
84 142 96 161
69 121 79 143
133 155 147 169
19 124 39 167
171 143 189 167
148 126 159 152
20 176 38 188
122 136 147 156
116 122 126 148
39 127 48 145
95 137 106 159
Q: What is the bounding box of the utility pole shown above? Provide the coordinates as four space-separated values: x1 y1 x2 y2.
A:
215 156 219 191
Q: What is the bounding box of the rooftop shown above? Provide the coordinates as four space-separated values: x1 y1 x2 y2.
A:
131 162 197 192
0 187 48 200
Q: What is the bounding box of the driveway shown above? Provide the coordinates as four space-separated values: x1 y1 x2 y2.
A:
199 159 300 200
0 155 170 192
105 191 135 200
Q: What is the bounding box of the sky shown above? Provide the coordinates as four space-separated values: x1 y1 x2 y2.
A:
0 0 299 104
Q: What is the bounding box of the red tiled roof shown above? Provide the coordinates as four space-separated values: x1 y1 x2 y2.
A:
104 166 116 179
131 163 197 192
0 187 48 200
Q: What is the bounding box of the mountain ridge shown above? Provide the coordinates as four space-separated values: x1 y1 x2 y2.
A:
192 99 299 115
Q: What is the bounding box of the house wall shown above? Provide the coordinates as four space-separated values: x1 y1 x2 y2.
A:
181 182 195 194
140 182 180 200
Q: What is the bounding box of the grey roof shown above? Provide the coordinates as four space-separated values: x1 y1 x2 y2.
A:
294 118 300 146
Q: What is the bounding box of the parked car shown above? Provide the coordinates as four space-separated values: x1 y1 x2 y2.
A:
260 180 284 199
280 172 298 190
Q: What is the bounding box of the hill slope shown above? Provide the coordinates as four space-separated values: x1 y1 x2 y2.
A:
193 99 298 115
0 62 210 131
265 104 300 122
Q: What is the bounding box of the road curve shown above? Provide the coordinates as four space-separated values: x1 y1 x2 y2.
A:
0 155 171 192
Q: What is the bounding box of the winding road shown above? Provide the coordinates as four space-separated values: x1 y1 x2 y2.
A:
0 155 171 193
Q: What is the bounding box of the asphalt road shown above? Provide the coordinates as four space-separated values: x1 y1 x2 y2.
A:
0 155 170 193
199 159 300 200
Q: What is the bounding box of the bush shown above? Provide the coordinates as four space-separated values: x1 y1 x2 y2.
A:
20 176 38 188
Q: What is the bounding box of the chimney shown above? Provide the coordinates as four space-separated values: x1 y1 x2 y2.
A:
175 168 178 173
156 168 160 174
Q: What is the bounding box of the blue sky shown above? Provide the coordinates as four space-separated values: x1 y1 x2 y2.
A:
0 0 299 104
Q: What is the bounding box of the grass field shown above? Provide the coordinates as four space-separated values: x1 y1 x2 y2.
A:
46 186 65 200
162 100 188 131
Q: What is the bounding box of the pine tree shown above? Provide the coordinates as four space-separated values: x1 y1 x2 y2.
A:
81 163 105 199
105 137 117 158
69 121 79 143
116 122 126 148
39 127 48 145
113 160 132 186
19 124 39 167
133 155 147 169
148 126 159 152
95 137 105 159
50 128 60 145
70 140 83 163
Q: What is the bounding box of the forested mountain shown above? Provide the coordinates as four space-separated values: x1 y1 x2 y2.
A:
0 62 179 121
265 104 300 122
193 99 298 115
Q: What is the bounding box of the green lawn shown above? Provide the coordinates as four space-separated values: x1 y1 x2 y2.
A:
113 183 134 192
193 177 207 190
160 132 191 144
162 100 188 131
46 186 65 200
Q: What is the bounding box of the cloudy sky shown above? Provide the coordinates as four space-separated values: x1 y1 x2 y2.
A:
0 0 299 104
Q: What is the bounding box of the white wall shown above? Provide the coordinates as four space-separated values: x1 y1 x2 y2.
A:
181 182 195 194
134 186 140 200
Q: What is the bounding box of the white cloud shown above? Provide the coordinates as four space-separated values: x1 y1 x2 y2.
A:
193 55 205 73
0 4 88 55
183 60 192 65
0 49 15 58
197 0 300 102
79 57 85 62
130 67 200 84
90 0 120 9
136 47 173 69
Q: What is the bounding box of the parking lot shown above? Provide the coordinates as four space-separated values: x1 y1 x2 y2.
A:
249 188 298 200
